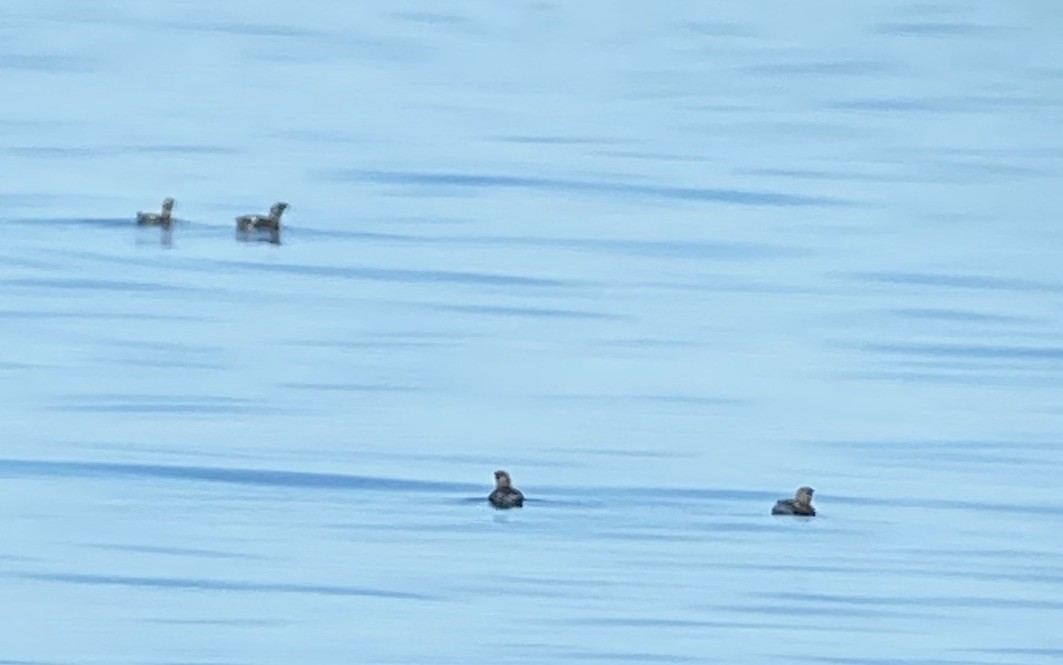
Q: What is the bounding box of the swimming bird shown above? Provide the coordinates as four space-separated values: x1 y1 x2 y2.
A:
136 197 175 226
488 470 525 509
236 202 288 232
772 486 815 516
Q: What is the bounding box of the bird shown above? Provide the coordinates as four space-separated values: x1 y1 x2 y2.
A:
136 197 175 227
772 486 815 516
236 202 288 232
488 470 525 509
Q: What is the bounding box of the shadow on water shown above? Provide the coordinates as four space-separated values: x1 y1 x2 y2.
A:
454 496 595 509
137 226 173 249
9 215 202 251
235 228 282 245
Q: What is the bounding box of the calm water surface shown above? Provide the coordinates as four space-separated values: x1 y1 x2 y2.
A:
2 1 1062 663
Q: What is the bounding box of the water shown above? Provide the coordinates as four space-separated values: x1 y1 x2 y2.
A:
2 1 1063 663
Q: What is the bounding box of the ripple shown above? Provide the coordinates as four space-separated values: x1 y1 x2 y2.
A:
387 11 473 27
873 22 994 37
861 342 1063 362
332 169 846 207
462 235 808 260
757 591 1063 611
2 278 206 294
0 309 204 322
144 617 284 627
515 645 704 663
707 601 926 620
0 53 95 73
744 60 897 76
279 382 421 393
207 258 579 288
124 144 240 155
77 543 268 561
52 394 270 415
13 572 434 600
536 394 743 406
845 271 1060 293
6 216 138 229
433 304 621 320
888 308 1037 324
805 658 1015 665
0 458 478 493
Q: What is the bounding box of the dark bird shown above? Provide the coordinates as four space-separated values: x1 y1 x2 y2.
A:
236 202 288 232
772 486 815 516
488 470 525 509
136 197 175 227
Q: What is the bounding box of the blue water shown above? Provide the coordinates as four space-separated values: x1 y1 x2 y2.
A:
2 1 1063 663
